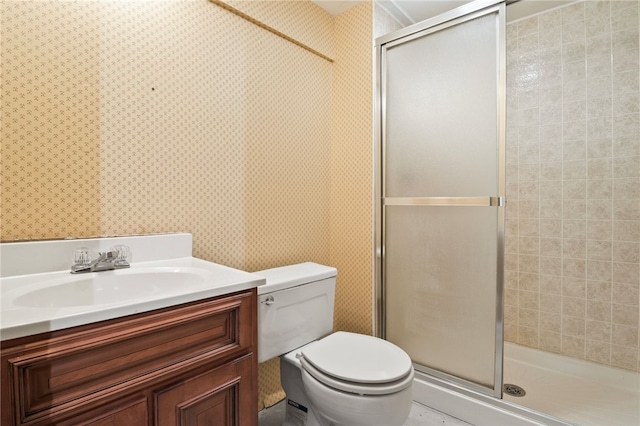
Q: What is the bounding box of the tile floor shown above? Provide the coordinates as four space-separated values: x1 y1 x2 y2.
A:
258 399 472 426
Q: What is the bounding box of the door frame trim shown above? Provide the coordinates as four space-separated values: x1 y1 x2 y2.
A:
374 0 506 399
375 0 505 47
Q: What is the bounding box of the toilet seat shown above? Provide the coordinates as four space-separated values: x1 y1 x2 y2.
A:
299 331 414 396
300 357 414 396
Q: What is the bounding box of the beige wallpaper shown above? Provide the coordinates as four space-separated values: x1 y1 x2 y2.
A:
1 0 374 409
331 2 374 335
225 0 335 59
2 2 103 239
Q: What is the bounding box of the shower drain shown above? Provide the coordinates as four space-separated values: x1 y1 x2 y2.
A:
503 383 526 397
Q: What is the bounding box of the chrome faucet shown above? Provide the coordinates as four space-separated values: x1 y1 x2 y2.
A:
71 246 130 274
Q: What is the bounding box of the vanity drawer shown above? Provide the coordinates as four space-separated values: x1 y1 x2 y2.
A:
2 290 255 424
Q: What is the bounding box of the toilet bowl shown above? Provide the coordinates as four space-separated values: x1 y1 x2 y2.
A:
298 332 414 426
256 263 414 426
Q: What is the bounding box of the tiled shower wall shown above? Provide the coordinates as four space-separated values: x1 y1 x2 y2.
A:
505 0 640 371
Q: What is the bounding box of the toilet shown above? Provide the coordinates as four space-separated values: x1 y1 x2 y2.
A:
257 262 414 426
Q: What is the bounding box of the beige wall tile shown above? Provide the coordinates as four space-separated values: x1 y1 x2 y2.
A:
519 290 540 311
612 303 640 327
563 276 587 297
562 335 586 358
563 296 587 318
541 274 563 294
518 326 540 346
540 311 562 332
587 239 612 260
563 316 586 337
563 238 587 258
587 299 612 322
613 220 640 241
613 241 640 263
587 279 612 300
587 260 613 282
519 273 540 291
586 339 611 364
520 254 541 273
612 324 639 347
586 319 611 342
541 294 562 314
506 289 519 307
587 178 613 198
613 262 640 284
540 331 562 353
587 219 613 240
507 12 640 369
506 270 519 289
519 308 540 329
611 344 639 370
613 282 639 306
562 258 587 279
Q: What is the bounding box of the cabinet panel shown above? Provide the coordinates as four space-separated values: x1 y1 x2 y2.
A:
1 290 257 426
86 399 147 426
155 354 256 426
178 387 235 426
60 396 148 426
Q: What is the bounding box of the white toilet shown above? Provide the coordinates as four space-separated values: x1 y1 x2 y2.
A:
257 262 414 426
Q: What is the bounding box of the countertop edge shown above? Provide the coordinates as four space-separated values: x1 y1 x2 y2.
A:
1 278 264 342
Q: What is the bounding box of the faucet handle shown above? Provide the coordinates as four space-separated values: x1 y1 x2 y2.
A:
111 245 131 267
72 247 92 268
71 247 100 272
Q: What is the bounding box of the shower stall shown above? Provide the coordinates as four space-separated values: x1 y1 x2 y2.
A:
375 0 640 424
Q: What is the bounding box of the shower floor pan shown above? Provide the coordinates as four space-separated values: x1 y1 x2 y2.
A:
504 342 640 426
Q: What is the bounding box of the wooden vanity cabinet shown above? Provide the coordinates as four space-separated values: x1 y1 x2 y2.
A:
1 289 258 426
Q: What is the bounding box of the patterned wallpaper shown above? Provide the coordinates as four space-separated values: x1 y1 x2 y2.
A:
226 0 335 59
331 2 374 335
1 0 374 409
2 2 103 239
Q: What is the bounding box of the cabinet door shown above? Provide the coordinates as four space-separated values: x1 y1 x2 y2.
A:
48 396 149 426
2 291 255 425
84 399 147 426
155 354 256 426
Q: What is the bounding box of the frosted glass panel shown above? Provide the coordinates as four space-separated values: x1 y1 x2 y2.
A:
380 7 503 392
384 13 498 197
385 206 498 387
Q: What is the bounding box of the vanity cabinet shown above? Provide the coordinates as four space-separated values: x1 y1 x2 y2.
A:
1 289 258 426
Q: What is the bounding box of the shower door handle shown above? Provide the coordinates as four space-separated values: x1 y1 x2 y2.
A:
383 196 504 207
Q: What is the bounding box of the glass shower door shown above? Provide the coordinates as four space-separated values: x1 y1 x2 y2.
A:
376 0 506 396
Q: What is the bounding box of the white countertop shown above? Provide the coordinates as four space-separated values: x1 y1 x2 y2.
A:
0 234 264 341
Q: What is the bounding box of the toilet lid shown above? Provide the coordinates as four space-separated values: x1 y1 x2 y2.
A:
300 331 412 384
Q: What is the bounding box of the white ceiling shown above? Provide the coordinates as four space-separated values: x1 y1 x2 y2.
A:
312 0 365 16
379 0 472 26
312 0 575 25
311 0 467 22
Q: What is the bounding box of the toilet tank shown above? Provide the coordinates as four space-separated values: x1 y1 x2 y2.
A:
256 262 336 363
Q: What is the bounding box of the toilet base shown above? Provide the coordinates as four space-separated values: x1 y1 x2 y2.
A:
282 398 320 426
280 352 321 426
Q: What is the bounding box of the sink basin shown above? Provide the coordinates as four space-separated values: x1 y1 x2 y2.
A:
1 234 265 342
13 267 211 308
